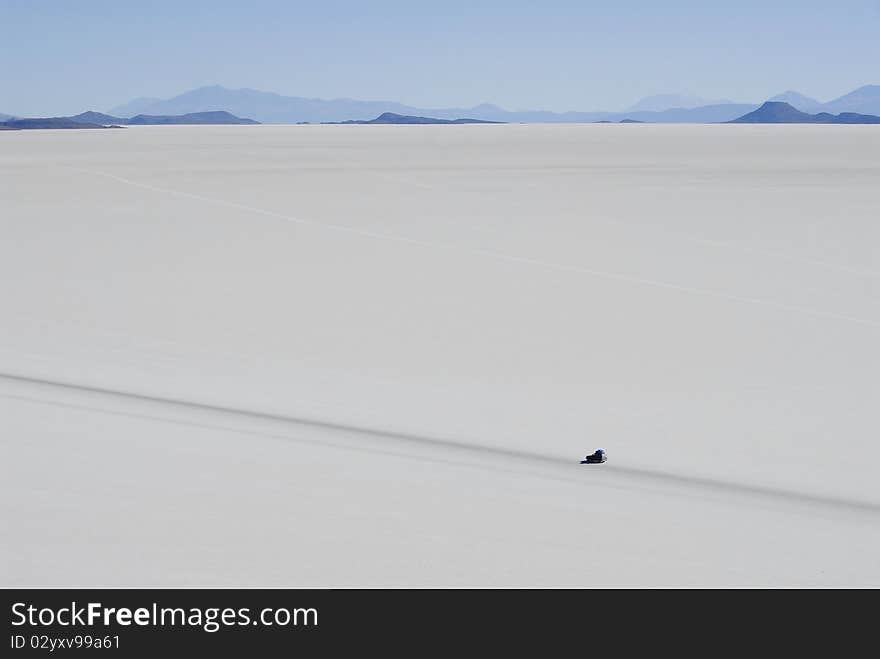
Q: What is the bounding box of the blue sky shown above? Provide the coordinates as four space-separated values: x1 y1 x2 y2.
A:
2 0 879 116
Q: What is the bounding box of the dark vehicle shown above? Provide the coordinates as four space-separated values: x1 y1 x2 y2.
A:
580 449 607 464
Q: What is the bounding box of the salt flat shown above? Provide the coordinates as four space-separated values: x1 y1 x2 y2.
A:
1 124 879 586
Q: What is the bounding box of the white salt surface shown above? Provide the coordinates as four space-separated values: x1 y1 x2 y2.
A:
1 124 878 586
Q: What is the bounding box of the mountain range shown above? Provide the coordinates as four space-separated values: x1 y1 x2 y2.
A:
103 85 759 124
94 84 880 125
4 85 880 127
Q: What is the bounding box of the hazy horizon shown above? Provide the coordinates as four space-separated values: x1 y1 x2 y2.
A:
3 0 880 117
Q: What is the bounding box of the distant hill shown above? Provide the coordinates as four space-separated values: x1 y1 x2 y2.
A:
618 104 759 123
69 111 128 125
0 117 112 130
328 112 503 125
126 110 259 125
107 96 162 118
761 86 880 115
729 102 880 124
731 102 818 123
626 93 733 112
0 112 15 121
767 91 823 112
821 85 880 115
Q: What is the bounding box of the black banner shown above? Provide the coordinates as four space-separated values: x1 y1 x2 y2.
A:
1 588 870 655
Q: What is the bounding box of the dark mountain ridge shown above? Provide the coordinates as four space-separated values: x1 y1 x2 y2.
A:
0 117 114 130
729 101 880 124
69 111 128 125
2 110 260 130
127 110 259 125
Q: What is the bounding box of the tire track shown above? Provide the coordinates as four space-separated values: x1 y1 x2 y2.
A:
2 370 879 516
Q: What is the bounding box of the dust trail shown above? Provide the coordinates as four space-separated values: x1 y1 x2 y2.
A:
66 166 880 329
3 370 879 516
